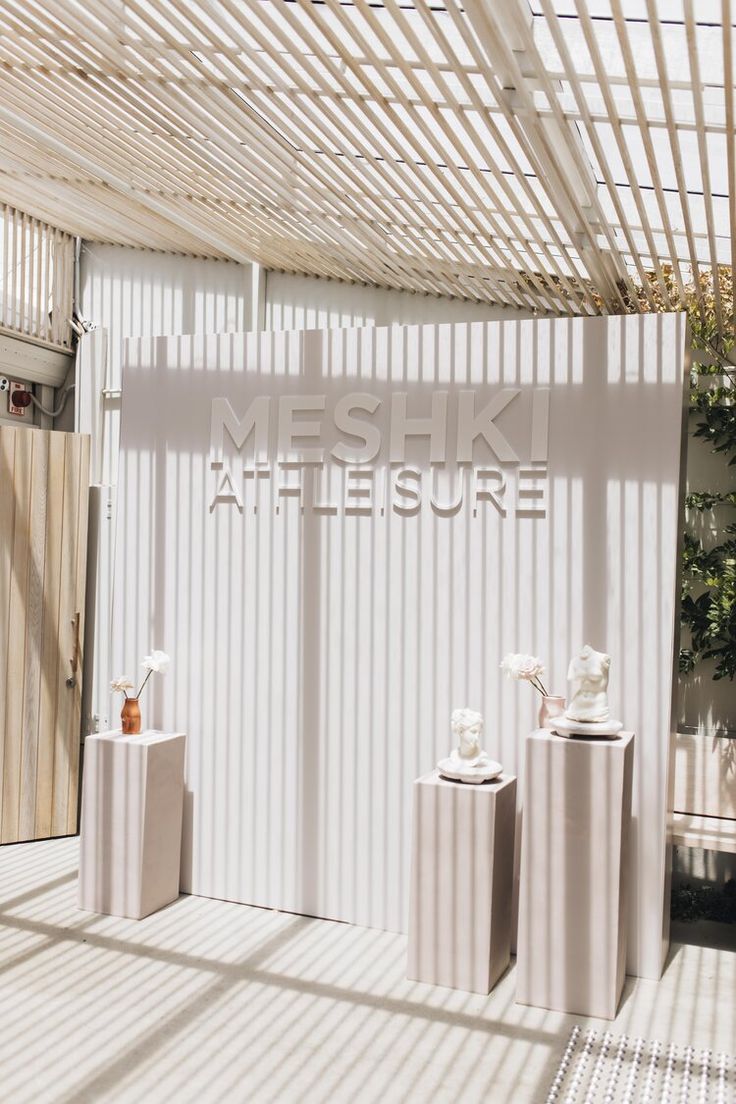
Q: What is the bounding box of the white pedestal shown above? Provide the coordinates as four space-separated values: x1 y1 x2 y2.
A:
407 769 517 994
78 729 186 919
516 729 634 1020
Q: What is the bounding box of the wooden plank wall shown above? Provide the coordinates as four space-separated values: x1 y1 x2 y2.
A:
0 426 89 843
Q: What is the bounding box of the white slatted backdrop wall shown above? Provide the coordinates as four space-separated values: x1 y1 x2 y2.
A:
116 311 686 980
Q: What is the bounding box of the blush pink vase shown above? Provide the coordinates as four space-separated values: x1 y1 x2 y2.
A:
538 695 566 730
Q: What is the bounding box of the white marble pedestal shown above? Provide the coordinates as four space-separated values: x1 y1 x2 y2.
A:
516 729 634 1020
78 729 186 919
407 769 517 994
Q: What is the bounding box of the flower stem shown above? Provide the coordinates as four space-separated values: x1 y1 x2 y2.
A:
135 668 154 700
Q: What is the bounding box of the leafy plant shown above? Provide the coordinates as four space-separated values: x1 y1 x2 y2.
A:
665 266 736 682
549 260 736 683
671 878 736 925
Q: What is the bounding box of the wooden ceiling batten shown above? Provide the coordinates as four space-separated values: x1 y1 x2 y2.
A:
0 0 732 313
683 0 724 331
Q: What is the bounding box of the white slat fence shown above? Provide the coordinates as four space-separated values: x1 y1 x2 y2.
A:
0 203 74 350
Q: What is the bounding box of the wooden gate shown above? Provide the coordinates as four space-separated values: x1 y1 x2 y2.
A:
0 426 90 843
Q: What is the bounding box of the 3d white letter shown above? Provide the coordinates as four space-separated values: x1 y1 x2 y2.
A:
311 465 338 514
456 389 520 463
209 468 244 513
430 467 465 517
276 462 304 511
474 469 507 516
210 397 270 466
516 468 547 516
345 469 375 515
278 396 326 463
390 392 448 463
393 467 422 514
332 393 382 463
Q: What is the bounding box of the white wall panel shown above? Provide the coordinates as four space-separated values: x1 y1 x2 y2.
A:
79 249 524 736
79 244 256 735
115 313 686 980
80 244 254 483
265 271 532 332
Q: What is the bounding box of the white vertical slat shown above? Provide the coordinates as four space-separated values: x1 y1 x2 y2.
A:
34 217 43 338
10 206 18 331
1 206 8 328
19 210 27 334
0 204 74 348
50 225 59 346
42 218 52 344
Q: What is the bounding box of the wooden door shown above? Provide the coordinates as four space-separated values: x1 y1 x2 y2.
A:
0 426 90 843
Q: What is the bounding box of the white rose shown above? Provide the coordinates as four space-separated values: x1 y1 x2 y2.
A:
500 653 545 682
142 649 171 674
110 676 134 694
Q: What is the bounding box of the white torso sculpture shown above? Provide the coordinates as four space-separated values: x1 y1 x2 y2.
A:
553 645 623 737
566 645 611 722
437 708 502 784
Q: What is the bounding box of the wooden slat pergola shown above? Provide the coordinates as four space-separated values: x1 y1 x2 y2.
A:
0 0 732 321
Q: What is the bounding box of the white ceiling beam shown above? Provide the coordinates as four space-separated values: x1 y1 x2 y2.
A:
462 0 627 310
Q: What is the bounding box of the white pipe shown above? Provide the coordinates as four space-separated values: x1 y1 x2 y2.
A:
26 382 75 418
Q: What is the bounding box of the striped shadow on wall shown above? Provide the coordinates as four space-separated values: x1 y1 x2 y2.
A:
115 313 686 980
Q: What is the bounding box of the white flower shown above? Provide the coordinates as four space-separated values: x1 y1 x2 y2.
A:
110 676 134 694
500 653 545 682
142 649 171 674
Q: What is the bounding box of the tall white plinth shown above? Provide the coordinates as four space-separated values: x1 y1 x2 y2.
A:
516 729 634 1020
78 730 186 920
407 770 517 994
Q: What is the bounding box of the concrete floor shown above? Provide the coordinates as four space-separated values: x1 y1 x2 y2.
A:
0 838 733 1104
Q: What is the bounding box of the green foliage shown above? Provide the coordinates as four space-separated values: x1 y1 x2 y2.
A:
678 269 736 682
671 879 736 925
690 389 736 465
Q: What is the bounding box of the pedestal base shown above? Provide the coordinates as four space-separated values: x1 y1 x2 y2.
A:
407 769 516 994
516 729 634 1019
552 716 623 739
436 756 503 783
78 729 186 919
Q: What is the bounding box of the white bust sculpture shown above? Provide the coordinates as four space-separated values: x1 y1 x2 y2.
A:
566 644 611 723
452 707 485 758
553 645 623 738
437 708 502 783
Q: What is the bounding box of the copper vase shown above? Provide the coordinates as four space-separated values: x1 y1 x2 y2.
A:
121 697 142 735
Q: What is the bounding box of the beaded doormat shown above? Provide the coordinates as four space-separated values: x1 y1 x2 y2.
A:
545 1025 734 1103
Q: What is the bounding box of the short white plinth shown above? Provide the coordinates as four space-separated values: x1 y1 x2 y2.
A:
516 729 634 1020
407 769 517 994
78 729 186 920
